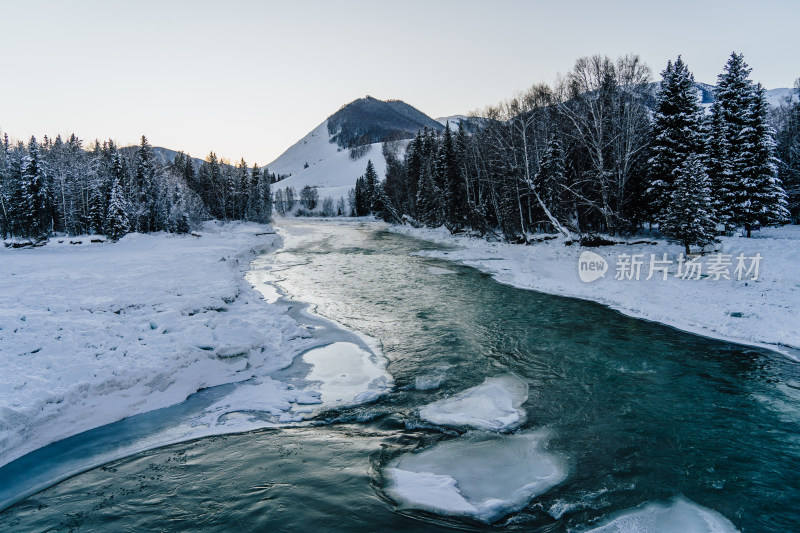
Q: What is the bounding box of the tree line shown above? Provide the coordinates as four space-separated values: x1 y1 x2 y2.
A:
0 135 274 242
358 52 795 251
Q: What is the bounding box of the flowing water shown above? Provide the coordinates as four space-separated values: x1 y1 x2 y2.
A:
1 219 799 532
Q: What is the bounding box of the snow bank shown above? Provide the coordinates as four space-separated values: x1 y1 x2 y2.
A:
0 222 319 468
391 225 800 358
584 497 738 533
419 374 528 430
385 430 566 523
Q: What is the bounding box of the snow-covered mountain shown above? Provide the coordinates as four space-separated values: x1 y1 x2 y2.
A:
266 97 443 205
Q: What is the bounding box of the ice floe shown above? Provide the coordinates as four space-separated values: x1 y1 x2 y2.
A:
584 496 738 533
385 429 566 523
419 373 528 430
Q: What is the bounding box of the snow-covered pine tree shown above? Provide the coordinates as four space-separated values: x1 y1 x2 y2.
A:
258 167 272 222
434 123 467 230
105 158 130 241
648 56 705 220
416 163 441 226
18 136 53 240
708 52 756 231
733 83 789 235
660 154 717 254
134 135 157 232
354 176 369 216
363 159 378 212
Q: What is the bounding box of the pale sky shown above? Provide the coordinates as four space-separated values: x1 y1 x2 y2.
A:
2 0 798 165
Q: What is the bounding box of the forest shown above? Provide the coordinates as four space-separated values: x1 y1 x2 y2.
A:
0 135 273 242
360 53 799 251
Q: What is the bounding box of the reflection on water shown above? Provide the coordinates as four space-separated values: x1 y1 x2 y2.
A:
2 219 799 532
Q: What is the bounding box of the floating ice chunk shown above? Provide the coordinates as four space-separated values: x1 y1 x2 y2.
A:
414 375 445 391
585 496 739 533
419 374 528 430
303 342 393 407
427 266 457 275
385 430 566 523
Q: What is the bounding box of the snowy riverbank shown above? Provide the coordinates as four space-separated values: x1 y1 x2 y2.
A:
0 222 322 469
390 224 800 359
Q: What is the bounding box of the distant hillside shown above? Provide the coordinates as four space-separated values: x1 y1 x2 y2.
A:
119 146 205 169
327 96 443 149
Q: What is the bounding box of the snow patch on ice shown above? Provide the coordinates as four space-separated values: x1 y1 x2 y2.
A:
419 374 528 430
584 496 738 533
385 430 566 523
302 342 393 407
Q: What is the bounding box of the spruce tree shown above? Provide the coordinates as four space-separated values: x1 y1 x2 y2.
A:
354 176 369 216
434 123 467 229
708 52 755 230
18 137 52 240
134 135 156 232
660 154 717 254
710 53 789 236
363 160 378 212
648 56 705 220
734 84 790 235
416 164 441 226
105 159 130 241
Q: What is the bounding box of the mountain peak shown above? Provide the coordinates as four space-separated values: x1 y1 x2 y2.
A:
326 96 443 149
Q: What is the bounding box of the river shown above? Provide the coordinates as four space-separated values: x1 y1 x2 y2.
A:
1 219 798 532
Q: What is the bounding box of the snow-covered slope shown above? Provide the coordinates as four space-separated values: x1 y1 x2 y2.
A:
435 115 471 127
266 97 441 207
266 120 389 204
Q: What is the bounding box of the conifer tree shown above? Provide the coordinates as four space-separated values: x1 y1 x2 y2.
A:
660 154 717 254
709 53 789 235
363 159 378 211
18 136 52 240
416 164 441 226
733 84 790 235
708 52 755 230
134 135 156 232
105 156 130 241
648 56 705 220
354 176 369 216
435 123 467 229
776 83 800 222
